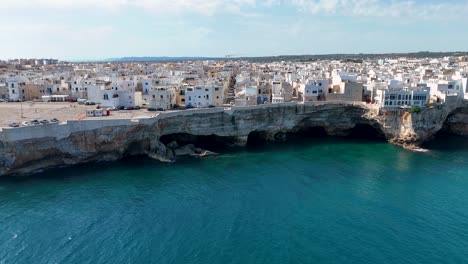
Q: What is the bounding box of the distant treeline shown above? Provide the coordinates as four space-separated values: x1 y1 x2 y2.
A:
241 51 468 63
103 51 468 63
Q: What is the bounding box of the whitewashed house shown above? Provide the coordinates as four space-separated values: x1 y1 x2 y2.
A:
235 86 258 106
185 86 211 107
375 85 430 108
300 79 329 102
271 80 284 104
87 81 142 108
6 77 28 101
146 87 177 110
71 78 95 99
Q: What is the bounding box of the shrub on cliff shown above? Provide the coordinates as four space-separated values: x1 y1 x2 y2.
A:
408 105 422 114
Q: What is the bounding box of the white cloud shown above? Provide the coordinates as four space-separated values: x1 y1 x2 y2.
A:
0 0 254 16
2 0 467 19
263 0 468 19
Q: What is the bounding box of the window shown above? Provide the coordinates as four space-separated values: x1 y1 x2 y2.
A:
207 95 209 99
205 89 209 91
319 83 322 86
145 83 148 85
11 84 14 88
152 95 155 99
217 96 219 99
215 88 219 91
198 96 201 98
160 95 163 99
104 94 109 100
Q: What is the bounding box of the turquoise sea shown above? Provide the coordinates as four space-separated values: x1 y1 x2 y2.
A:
1 137 467 264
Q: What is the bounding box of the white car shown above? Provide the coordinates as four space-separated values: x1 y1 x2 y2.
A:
21 121 30 126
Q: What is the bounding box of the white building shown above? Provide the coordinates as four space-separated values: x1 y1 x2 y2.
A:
375 85 430 108
146 87 177 110
71 78 95 99
6 77 27 101
185 86 223 107
141 79 152 94
235 86 258 107
87 85 142 108
300 79 329 102
271 80 284 104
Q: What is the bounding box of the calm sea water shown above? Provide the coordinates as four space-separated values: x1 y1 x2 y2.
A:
1 137 467 264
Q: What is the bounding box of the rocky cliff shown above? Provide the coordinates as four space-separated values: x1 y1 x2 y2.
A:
0 102 467 177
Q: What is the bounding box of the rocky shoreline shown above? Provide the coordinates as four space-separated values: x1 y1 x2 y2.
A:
0 101 467 177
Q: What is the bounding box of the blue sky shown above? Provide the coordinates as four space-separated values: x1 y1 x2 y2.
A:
0 0 467 60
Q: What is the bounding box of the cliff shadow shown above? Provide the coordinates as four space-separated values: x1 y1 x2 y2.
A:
159 133 242 152
347 124 385 140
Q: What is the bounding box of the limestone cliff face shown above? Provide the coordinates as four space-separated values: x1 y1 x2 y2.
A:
375 103 468 147
0 102 467 177
443 106 468 137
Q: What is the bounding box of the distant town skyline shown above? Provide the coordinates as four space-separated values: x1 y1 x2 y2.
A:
1 0 468 60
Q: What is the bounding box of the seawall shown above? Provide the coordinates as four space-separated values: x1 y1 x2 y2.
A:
0 101 467 176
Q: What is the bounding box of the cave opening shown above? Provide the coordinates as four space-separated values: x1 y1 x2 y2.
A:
422 112 468 150
160 133 239 152
348 124 384 140
124 140 151 156
291 126 328 138
246 131 269 146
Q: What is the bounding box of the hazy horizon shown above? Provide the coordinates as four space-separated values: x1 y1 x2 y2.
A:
1 0 468 60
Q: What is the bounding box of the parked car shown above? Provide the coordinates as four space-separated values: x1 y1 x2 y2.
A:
31 119 40 125
50 118 59 123
186 105 194 109
8 122 19 128
118 106 125 110
148 108 157 112
208 105 216 108
40 119 49 124
126 107 135 110
156 108 165 111
0 99 5 102
21 121 30 126
134 106 141 110
85 101 96 105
